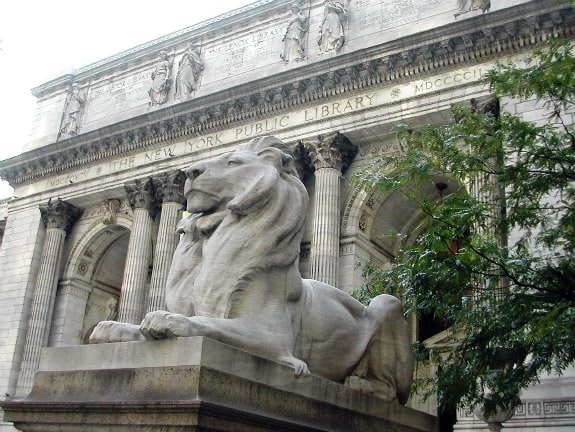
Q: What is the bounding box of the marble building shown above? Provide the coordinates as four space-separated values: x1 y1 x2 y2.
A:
0 0 574 430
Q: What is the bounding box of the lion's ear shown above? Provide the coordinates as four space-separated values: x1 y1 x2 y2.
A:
258 147 295 174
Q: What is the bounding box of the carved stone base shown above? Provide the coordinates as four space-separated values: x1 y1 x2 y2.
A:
2 337 436 432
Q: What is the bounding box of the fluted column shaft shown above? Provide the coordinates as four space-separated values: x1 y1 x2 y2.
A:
310 167 341 286
303 133 357 287
147 171 186 312
118 178 158 324
16 199 82 396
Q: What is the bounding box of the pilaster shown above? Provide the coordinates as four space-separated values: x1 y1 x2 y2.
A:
48 278 93 347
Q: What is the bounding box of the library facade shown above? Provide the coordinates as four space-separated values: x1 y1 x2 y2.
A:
1 0 574 430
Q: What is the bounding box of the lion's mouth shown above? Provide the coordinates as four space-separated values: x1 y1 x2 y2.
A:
185 184 222 216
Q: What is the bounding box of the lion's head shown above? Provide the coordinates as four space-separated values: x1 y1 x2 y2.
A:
166 136 309 318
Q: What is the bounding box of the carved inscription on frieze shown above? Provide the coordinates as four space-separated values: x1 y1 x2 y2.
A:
84 71 152 124
204 26 285 79
353 0 445 34
413 67 484 94
44 63 487 191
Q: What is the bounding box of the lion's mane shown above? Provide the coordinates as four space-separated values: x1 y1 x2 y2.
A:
165 136 308 319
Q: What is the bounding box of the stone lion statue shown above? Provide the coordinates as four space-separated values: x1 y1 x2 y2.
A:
90 136 414 404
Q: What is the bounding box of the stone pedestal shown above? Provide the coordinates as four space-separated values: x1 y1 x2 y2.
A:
2 338 436 432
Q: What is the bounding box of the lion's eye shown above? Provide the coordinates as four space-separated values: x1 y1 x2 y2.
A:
228 159 241 166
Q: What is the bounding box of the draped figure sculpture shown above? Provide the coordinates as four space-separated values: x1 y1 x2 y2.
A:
454 0 491 17
318 0 347 54
175 43 204 99
148 51 171 105
90 136 414 404
281 3 309 63
59 83 85 138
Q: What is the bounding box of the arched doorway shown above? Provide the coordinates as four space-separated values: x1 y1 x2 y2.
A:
49 211 134 346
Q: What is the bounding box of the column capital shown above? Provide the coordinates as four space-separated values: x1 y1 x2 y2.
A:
289 142 314 182
125 177 160 218
40 198 83 233
156 170 186 205
301 132 357 173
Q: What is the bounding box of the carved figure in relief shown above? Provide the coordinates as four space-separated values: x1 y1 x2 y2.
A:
454 0 491 18
318 0 347 54
175 42 204 99
148 51 172 105
59 83 85 138
90 136 413 404
281 3 309 63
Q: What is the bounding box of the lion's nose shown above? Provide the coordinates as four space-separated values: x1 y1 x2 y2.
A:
186 164 205 179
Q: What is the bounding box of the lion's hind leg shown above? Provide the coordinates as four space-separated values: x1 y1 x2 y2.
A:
345 295 414 404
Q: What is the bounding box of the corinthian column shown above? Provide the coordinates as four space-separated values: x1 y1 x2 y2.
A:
16 199 82 396
303 133 357 287
118 178 158 324
147 171 186 312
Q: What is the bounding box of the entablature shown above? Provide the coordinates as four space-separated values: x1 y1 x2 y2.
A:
0 0 573 188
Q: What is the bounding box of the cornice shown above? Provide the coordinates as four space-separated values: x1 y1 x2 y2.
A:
2 3 573 186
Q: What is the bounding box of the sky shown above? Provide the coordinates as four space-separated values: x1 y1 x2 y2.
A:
0 0 258 199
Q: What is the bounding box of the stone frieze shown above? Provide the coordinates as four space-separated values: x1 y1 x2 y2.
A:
0 6 572 186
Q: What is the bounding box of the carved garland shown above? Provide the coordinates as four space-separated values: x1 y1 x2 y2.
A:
0 9 572 185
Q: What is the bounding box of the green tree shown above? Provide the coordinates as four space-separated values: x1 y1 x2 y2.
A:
354 36 575 415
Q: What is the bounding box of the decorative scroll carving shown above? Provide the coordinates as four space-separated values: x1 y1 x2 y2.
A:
102 199 121 225
148 51 172 105
318 0 347 54
302 132 357 173
281 2 310 63
40 198 83 233
455 0 491 18
175 42 204 100
125 178 159 218
59 83 85 139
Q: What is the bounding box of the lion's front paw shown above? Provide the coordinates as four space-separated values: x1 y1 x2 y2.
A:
140 310 194 339
89 321 144 344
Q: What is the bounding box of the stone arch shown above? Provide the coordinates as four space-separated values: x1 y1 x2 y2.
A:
342 174 463 258
50 208 134 347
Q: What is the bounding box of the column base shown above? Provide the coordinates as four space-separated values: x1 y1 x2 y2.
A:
2 337 437 432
